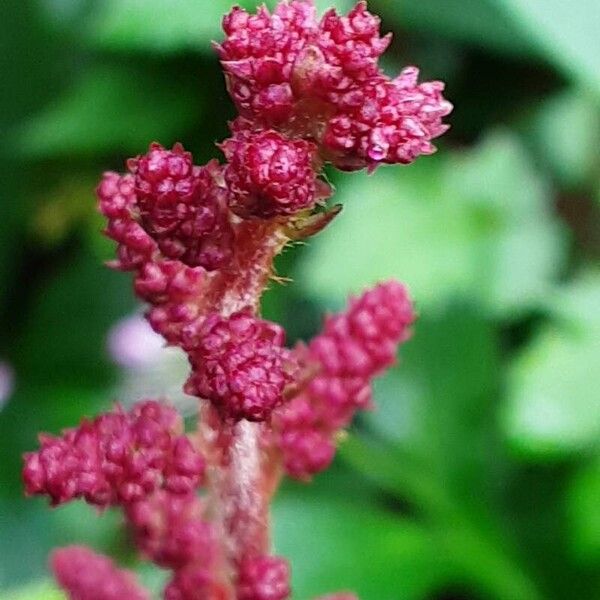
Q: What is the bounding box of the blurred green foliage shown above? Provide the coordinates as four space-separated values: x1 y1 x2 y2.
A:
1 0 599 598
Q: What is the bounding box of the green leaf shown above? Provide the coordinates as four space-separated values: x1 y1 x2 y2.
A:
526 90 600 190
504 273 600 458
364 306 501 506
379 0 537 59
0 495 120 589
2 582 64 600
493 0 600 96
87 0 354 53
17 65 199 157
273 492 447 600
567 459 600 562
298 131 565 318
15 248 134 387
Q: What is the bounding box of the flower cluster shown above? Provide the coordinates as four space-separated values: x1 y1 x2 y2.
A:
52 546 150 600
272 281 415 479
23 2 450 599
216 0 452 171
23 401 204 507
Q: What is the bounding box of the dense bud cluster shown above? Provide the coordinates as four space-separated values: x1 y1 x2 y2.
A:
184 310 295 422
237 555 291 600
51 546 150 600
317 2 390 82
222 126 330 218
131 145 234 270
218 1 318 125
217 0 452 171
274 281 415 478
23 401 205 507
322 68 452 170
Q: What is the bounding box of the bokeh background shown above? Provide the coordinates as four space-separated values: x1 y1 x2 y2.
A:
1 0 599 598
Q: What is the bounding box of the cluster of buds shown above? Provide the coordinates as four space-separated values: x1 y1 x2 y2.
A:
23 1 450 599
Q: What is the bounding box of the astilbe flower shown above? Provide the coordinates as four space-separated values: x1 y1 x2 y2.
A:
217 0 452 171
217 1 318 125
135 259 206 345
51 546 150 600
222 125 331 218
183 310 296 422
23 2 451 598
322 67 452 170
23 400 205 507
273 281 416 479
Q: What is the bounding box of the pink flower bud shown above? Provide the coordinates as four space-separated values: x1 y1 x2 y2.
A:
51 546 150 600
97 171 136 219
222 126 330 218
130 144 234 270
322 70 453 171
237 555 291 600
97 172 158 271
185 311 295 422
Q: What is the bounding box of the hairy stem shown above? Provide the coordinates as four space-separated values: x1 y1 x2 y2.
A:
223 420 271 562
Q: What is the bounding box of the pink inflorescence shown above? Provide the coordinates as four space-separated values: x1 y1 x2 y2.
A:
217 0 452 171
130 144 234 270
51 546 150 600
222 125 330 218
184 310 296 422
24 2 448 599
274 281 416 479
237 555 291 600
23 400 205 507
